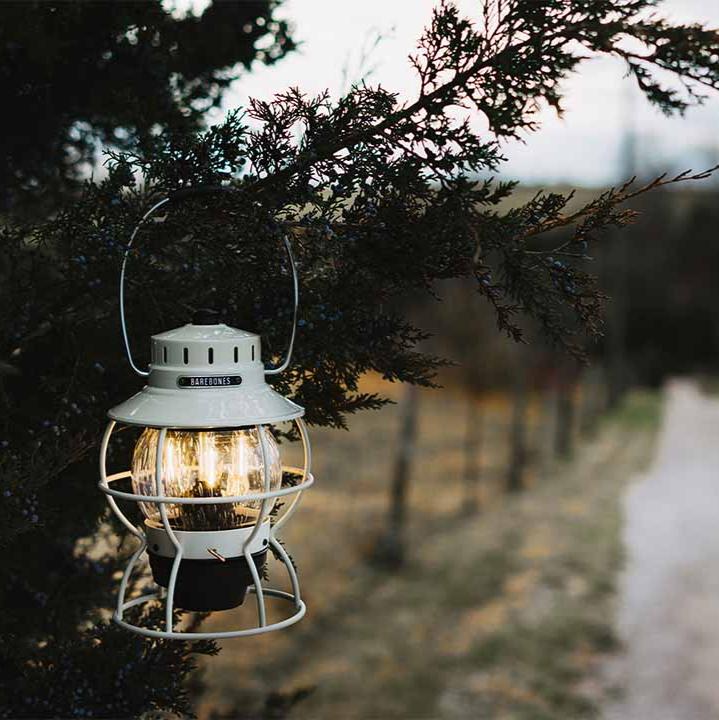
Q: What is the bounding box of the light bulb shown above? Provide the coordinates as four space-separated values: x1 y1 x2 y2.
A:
131 427 282 531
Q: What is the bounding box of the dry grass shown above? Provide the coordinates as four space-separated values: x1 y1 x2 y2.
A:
195 381 661 720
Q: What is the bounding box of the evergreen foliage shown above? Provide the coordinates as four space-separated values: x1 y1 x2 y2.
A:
1 1 718 716
0 1 291 717
0 0 294 210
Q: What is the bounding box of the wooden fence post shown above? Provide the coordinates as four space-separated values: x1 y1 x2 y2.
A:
507 363 529 492
462 397 482 513
371 384 419 568
555 360 575 459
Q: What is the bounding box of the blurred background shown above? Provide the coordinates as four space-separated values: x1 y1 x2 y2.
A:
160 2 719 719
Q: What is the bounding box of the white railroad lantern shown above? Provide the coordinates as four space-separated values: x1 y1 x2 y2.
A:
99 192 313 640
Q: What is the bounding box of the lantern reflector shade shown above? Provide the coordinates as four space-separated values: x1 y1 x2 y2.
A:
107 323 304 427
109 383 303 427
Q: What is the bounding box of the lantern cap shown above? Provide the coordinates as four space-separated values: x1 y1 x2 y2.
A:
151 323 256 342
108 322 303 428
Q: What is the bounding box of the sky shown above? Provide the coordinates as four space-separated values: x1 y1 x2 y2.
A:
183 0 719 187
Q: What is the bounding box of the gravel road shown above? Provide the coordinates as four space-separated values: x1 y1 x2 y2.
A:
605 380 719 720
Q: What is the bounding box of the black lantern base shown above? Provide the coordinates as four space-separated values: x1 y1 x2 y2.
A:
148 549 268 611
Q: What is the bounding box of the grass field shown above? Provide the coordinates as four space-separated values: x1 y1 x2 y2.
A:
194 379 661 720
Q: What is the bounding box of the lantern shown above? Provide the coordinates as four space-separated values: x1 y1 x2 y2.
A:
99 191 314 639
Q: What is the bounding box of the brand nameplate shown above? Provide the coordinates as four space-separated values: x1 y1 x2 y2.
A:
177 375 242 388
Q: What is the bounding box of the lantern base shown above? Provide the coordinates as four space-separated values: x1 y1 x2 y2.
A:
148 550 268 611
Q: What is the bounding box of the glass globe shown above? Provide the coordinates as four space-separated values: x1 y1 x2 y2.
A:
131 427 282 531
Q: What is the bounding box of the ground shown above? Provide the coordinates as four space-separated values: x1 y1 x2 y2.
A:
195 377 660 720
604 380 719 720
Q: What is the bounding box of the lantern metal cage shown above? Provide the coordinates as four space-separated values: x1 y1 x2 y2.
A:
98 189 314 640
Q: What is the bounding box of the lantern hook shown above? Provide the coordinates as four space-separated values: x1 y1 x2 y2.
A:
119 186 298 378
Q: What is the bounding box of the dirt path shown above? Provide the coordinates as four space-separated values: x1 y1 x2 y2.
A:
605 380 719 720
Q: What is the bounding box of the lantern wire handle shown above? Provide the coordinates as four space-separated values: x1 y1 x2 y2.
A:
119 187 299 378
